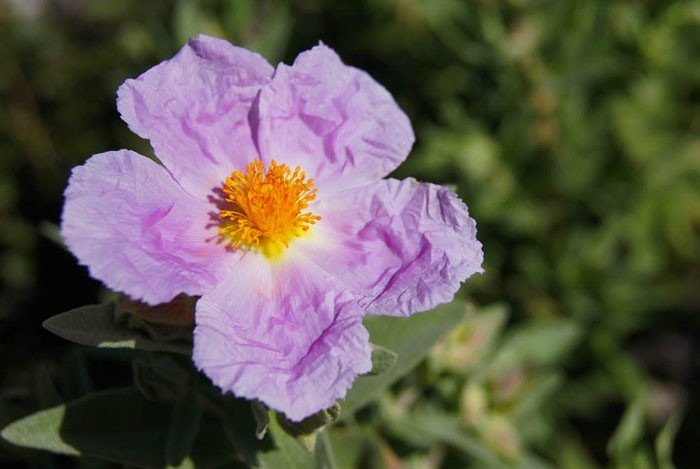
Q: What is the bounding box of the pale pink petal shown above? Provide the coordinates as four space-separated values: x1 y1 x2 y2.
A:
193 252 371 421
117 35 274 198
62 36 484 423
61 150 232 305
257 43 414 194
297 178 483 316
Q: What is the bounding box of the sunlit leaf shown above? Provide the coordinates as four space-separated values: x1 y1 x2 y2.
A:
487 319 582 375
315 430 338 469
1 387 238 467
385 409 554 469
1 405 80 457
608 399 645 461
259 413 314 469
344 300 467 413
1 388 172 465
655 413 681 469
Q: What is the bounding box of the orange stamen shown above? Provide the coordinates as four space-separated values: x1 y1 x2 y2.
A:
219 160 320 258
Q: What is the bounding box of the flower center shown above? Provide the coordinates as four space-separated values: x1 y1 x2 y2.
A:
219 160 320 258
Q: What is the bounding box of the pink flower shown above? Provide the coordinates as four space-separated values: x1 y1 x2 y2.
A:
61 35 483 421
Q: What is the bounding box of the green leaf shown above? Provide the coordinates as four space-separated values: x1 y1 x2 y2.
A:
366 344 398 376
327 428 365 469
511 372 564 425
173 0 200 45
385 409 554 469
60 348 94 401
246 3 292 64
343 300 467 413
315 429 337 469
1 388 169 465
259 413 315 469
132 355 191 401
1 387 238 467
166 392 202 467
252 400 270 440
190 413 245 468
655 413 681 469
608 399 645 461
34 364 61 409
223 395 269 467
590 332 649 402
487 319 583 375
1 404 80 457
386 410 500 465
43 302 191 355
430 303 509 373
38 221 65 250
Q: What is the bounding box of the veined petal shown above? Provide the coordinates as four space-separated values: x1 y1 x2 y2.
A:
193 252 372 421
61 150 231 305
62 36 483 423
297 178 483 317
257 43 414 194
117 34 274 198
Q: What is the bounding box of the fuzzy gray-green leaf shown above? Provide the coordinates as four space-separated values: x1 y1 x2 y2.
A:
43 303 191 355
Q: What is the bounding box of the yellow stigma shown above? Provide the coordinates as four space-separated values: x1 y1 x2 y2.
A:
219 160 320 258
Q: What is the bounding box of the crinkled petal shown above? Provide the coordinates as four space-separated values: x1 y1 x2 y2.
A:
61 150 231 305
257 43 414 194
193 252 371 421
297 178 483 317
117 34 274 198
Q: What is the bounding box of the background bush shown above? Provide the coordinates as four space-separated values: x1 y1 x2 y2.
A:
1 0 698 467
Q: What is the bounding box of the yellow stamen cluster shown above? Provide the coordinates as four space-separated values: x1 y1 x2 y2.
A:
219 160 320 258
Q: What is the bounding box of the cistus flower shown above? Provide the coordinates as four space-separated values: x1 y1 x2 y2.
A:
61 35 483 421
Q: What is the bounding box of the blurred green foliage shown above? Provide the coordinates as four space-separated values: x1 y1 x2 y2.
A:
1 0 699 467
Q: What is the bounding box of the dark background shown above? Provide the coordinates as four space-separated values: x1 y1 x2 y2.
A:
1 0 699 467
